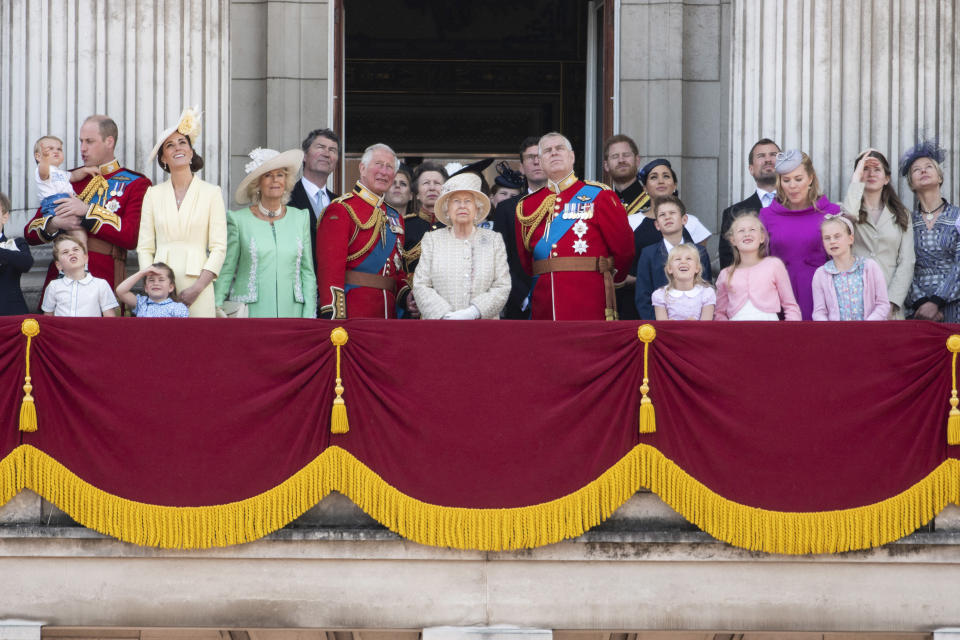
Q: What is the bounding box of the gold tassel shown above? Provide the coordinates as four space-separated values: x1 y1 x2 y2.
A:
330 327 349 434
19 319 40 433
638 324 657 433
947 335 960 445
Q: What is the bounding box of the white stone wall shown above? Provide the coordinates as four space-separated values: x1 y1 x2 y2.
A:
617 0 730 239
228 0 330 207
0 0 231 233
728 0 960 208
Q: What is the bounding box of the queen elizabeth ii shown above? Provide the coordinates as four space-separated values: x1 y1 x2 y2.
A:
412 172 511 319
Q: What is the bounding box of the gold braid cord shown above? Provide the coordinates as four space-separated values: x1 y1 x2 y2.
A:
516 194 557 252
78 175 109 203
342 202 386 262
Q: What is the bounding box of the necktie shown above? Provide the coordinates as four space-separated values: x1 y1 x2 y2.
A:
316 190 326 213
762 192 773 208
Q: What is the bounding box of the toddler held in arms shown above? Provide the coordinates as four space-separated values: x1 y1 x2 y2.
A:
715 212 800 321
41 235 118 317
811 214 890 320
34 135 98 245
115 262 190 318
651 244 715 320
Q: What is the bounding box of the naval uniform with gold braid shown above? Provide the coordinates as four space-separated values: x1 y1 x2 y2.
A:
316 181 409 319
515 173 635 320
24 159 150 298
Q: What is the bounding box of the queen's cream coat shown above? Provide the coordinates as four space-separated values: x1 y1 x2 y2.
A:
137 177 228 317
413 227 511 319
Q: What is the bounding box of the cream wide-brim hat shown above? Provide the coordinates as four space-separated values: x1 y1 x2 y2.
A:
234 148 305 205
148 106 202 161
434 173 491 226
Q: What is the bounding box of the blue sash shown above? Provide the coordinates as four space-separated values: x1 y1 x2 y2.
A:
524 184 602 315
344 206 399 294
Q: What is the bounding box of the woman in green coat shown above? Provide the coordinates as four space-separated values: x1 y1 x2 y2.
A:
215 148 317 318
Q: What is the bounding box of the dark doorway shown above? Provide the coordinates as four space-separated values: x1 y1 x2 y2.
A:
343 0 590 160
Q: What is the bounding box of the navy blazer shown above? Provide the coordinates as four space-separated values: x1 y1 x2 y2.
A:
634 240 712 320
289 178 337 272
0 235 33 315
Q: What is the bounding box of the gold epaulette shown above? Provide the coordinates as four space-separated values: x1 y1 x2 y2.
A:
330 192 354 206
584 180 613 191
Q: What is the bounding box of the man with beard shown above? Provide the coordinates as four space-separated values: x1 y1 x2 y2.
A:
492 136 548 318
603 134 646 319
718 138 780 268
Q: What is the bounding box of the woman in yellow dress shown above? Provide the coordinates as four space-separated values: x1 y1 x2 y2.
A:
137 107 227 317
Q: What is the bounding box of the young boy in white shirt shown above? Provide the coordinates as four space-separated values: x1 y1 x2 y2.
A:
34 135 98 245
41 235 119 317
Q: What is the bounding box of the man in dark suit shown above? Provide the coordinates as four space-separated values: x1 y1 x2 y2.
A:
289 128 340 273
492 136 548 319
718 137 780 269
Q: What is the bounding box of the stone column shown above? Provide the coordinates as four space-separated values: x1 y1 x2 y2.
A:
617 0 728 233
229 0 330 206
727 0 960 208
0 0 231 231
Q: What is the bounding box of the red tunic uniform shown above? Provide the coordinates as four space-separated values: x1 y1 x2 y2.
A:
316 181 409 319
515 174 634 320
24 159 150 293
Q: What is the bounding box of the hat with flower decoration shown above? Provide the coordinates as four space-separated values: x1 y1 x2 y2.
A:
234 147 304 204
149 106 203 161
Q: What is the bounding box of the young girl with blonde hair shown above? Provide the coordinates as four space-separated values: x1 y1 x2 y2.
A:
651 244 715 320
811 214 890 320
715 212 801 321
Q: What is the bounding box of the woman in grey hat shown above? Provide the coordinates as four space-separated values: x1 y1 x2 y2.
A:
759 149 842 320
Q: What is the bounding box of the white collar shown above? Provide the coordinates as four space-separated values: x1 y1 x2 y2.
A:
667 284 704 298
301 176 324 200
662 236 684 252
756 187 776 201
63 272 94 285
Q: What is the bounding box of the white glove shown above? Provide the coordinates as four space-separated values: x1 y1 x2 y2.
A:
443 305 481 320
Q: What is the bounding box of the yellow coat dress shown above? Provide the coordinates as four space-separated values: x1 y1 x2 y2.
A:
136 177 228 318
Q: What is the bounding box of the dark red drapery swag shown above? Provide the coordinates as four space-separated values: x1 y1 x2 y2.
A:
1 316 958 552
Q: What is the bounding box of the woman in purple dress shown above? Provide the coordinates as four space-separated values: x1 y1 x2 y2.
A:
759 150 842 319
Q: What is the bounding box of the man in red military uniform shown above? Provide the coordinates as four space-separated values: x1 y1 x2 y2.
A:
25 115 150 295
316 143 409 319
515 132 634 320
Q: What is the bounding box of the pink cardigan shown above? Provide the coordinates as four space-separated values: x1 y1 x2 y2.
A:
811 257 890 320
715 257 801 320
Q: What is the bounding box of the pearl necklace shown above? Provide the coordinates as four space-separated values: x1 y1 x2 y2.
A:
258 202 282 218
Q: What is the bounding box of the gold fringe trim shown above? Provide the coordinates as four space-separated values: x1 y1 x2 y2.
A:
0 444 958 553
0 445 332 549
637 445 960 554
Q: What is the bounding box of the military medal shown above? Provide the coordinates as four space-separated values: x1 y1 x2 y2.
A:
393 253 402 270
572 219 589 254
106 199 120 213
